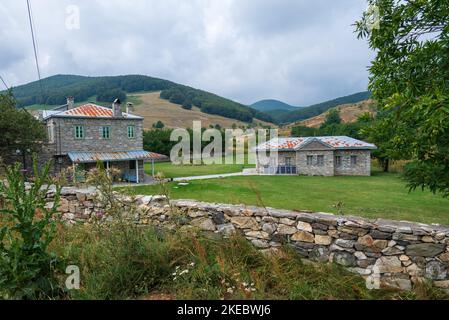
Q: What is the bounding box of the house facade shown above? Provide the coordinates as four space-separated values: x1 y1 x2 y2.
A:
37 97 166 183
255 136 377 176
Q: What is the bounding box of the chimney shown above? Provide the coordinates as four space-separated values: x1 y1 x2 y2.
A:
67 96 75 109
112 98 122 117
126 102 134 114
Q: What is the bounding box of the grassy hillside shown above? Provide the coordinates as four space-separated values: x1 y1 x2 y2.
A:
8 74 274 124
251 99 299 112
291 99 376 128
274 91 372 124
131 92 273 129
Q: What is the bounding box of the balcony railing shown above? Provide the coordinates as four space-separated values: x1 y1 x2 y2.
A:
262 166 297 175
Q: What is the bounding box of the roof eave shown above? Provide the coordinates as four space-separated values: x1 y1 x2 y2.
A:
334 146 377 150
46 115 143 120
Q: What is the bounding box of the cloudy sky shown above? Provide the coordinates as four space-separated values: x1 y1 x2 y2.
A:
0 0 373 106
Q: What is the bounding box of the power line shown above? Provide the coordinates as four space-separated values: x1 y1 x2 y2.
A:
26 0 44 100
0 75 9 90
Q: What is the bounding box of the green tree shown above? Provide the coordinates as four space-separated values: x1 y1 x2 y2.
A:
356 0 449 196
143 129 174 156
291 125 320 137
0 91 46 160
361 111 411 172
321 109 342 128
182 99 192 110
152 121 165 129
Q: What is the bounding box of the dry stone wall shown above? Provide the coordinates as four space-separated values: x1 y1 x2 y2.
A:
46 187 449 291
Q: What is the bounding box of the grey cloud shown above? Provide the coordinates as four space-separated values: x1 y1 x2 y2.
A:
0 0 372 106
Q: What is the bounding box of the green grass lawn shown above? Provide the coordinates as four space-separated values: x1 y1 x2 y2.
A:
129 171 449 226
145 160 255 178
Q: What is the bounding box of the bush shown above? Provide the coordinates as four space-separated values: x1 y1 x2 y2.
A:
152 121 165 129
0 158 63 299
182 99 192 110
169 92 186 105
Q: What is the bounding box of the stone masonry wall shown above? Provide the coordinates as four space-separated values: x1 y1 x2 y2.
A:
256 149 372 176
47 187 449 291
334 150 371 176
296 150 334 176
47 117 143 155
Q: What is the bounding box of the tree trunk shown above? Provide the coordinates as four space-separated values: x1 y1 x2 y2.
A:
383 158 390 172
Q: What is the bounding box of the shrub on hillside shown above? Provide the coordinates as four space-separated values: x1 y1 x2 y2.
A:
182 99 192 110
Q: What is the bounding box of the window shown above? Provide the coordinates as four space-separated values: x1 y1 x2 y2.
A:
74 125 84 139
102 126 111 139
306 155 313 166
351 155 358 166
335 156 342 167
285 157 292 166
47 124 54 143
127 125 135 139
317 155 324 166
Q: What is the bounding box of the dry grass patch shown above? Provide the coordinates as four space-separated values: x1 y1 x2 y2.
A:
131 92 274 129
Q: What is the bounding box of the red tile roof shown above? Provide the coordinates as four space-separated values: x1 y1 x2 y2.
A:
257 136 376 151
64 104 115 117
43 104 142 119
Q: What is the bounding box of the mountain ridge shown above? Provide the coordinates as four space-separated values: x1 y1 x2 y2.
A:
8 74 274 124
273 91 372 124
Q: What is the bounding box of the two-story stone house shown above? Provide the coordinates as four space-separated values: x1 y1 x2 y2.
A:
38 97 166 183
255 136 377 176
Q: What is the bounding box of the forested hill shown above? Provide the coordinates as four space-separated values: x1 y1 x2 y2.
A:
251 99 299 112
274 91 372 124
8 74 274 123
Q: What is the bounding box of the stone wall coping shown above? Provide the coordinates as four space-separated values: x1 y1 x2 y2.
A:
169 199 449 234
45 187 449 234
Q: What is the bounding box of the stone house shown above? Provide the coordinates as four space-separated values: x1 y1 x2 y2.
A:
255 136 377 176
37 97 166 183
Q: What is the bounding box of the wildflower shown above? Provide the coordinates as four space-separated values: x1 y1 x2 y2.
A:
189 262 195 267
226 288 234 294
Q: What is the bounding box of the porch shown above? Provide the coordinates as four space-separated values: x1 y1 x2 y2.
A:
68 150 167 183
261 165 298 175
